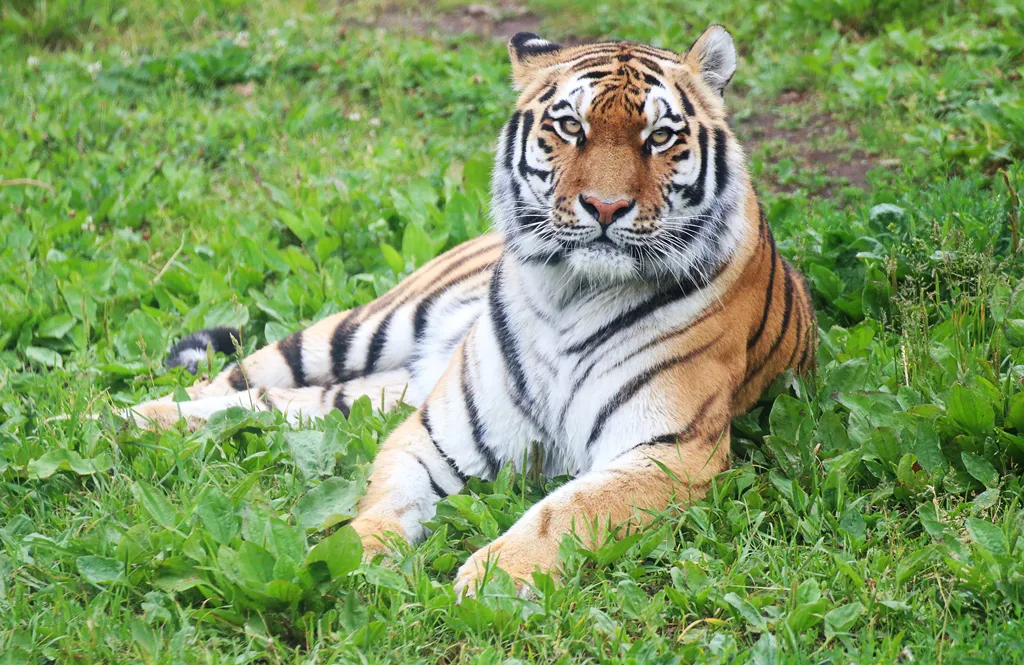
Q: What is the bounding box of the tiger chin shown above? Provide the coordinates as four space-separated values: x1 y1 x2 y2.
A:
128 25 816 599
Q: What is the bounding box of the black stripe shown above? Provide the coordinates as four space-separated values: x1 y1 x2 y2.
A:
785 291 806 370
557 302 723 434
675 84 696 117
503 112 521 176
488 259 548 436
414 456 448 499
586 336 721 450
228 365 248 391
412 262 493 341
460 344 499 477
518 110 550 181
713 127 730 197
570 56 614 71
364 309 394 375
580 70 613 80
550 100 573 114
332 385 350 418
563 278 707 358
633 56 664 75
278 331 307 387
421 407 469 484
642 72 662 88
537 84 556 103
796 311 815 372
618 392 719 459
661 109 683 123
747 230 778 350
330 311 361 382
745 262 796 381
681 125 709 207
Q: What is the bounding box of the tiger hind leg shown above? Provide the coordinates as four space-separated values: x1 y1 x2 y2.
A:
129 370 414 431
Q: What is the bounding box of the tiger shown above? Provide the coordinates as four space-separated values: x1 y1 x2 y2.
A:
128 25 816 597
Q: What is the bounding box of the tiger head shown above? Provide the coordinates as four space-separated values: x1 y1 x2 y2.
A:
493 25 748 286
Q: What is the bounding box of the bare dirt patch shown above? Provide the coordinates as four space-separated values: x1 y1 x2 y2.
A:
371 2 544 41
732 91 880 196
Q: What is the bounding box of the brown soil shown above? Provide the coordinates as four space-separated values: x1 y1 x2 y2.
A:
371 2 544 41
732 90 879 196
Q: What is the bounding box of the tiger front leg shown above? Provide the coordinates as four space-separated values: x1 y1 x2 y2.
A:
349 410 470 557
453 411 731 598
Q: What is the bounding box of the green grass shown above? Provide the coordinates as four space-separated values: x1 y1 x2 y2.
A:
1 0 1024 662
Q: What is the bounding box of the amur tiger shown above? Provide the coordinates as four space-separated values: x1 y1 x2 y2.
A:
130 25 816 597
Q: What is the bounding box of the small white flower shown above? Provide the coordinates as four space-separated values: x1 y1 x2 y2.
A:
347 112 362 121
284 18 297 28
267 28 280 38
81 216 96 232
275 39 287 49
369 117 381 127
27 56 40 68
233 31 250 47
87 61 102 77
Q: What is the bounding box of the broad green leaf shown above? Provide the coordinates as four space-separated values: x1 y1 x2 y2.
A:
723 592 767 631
132 481 178 530
839 506 867 541
293 475 366 530
961 451 999 488
265 579 304 607
25 346 62 367
380 243 406 275
306 526 362 579
750 632 778 665
37 313 76 339
235 542 276 585
1007 392 1024 432
266 517 306 565
77 556 124 584
966 517 1008 555
286 430 334 480
946 384 995 436
361 564 411 594
824 602 864 639
195 487 239 546
796 578 822 605
27 450 113 479
895 545 939 585
973 488 1000 510
919 504 951 539
589 607 618 636
912 421 946 473
264 322 292 345
769 395 814 444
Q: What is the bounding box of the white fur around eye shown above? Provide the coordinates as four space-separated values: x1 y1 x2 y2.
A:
644 126 678 153
553 116 585 144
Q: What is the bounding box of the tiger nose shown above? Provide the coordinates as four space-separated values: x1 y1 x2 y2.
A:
580 195 636 226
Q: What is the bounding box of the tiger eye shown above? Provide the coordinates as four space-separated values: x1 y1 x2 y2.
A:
560 118 583 135
649 128 673 146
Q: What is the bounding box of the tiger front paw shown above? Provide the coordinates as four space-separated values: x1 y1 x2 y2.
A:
453 534 558 600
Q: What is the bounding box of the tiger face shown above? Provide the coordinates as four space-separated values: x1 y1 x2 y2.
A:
493 26 746 285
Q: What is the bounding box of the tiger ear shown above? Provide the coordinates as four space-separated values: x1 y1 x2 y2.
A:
684 25 736 96
508 32 563 89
